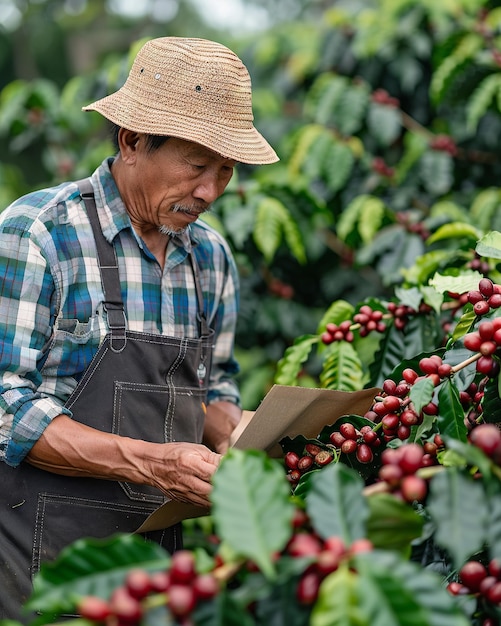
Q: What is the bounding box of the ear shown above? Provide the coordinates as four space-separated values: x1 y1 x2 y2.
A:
117 128 142 162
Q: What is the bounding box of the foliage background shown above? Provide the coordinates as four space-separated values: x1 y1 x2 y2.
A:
1 0 501 409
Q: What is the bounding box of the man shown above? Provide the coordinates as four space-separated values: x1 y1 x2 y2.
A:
0 36 278 619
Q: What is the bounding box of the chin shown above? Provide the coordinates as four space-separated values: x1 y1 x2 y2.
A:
158 224 188 236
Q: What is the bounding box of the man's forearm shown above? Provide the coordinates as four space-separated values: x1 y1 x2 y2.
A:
26 414 151 483
26 414 222 508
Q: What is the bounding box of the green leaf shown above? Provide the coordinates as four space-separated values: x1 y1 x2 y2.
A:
27 534 170 614
470 188 501 232
337 195 386 245
354 551 470 626
368 324 406 388
366 494 424 554
466 73 501 132
288 123 325 177
334 81 370 136
429 270 484 296
305 73 346 125
323 140 356 194
401 250 455 285
253 196 306 263
211 449 294 579
430 32 483 103
409 376 435 415
427 468 489 568
367 103 402 146
437 379 468 443
486 482 501 565
274 334 319 386
311 565 365 626
194 590 256 626
442 437 493 477
476 231 501 260
451 308 476 341
319 341 364 392
426 221 482 245
306 463 368 543
419 151 454 196
316 300 354 335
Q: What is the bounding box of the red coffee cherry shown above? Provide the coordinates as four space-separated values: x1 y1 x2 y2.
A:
459 560 487 592
296 570 321 605
167 584 197 618
469 423 501 457
479 278 494 298
77 596 112 622
400 475 428 503
285 451 300 470
170 550 197 585
356 443 374 464
339 423 358 440
297 455 314 472
125 569 153 600
192 573 219 601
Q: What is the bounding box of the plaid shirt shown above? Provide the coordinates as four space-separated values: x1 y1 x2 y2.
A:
0 158 240 466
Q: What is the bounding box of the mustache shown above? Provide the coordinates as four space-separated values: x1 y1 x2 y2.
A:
171 203 211 216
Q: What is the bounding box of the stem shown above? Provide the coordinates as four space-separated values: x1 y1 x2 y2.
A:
451 352 482 373
213 559 246 582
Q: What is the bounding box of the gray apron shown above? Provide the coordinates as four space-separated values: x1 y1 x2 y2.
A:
0 180 214 620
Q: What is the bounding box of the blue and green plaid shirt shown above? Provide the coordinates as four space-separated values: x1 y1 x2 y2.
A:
0 158 240 466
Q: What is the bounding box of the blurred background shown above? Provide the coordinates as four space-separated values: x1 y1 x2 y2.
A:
1 0 501 408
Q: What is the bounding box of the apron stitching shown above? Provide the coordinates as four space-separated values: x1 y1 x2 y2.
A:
164 338 188 441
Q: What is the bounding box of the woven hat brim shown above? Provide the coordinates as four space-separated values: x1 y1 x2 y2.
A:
83 91 279 165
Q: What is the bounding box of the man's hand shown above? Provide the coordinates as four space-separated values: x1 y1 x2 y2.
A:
203 400 242 454
145 442 221 508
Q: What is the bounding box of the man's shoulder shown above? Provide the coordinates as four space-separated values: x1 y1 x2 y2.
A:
0 181 81 230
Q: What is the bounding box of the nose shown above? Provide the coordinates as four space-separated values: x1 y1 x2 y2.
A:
193 172 227 204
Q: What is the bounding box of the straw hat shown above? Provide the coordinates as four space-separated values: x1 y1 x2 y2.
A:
83 37 279 165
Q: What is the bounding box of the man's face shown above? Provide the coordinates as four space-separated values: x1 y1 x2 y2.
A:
120 135 236 235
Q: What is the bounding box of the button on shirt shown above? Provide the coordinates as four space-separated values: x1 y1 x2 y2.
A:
0 158 240 466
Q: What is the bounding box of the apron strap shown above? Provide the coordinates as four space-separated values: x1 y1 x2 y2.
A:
77 178 210 339
77 178 127 348
189 253 210 338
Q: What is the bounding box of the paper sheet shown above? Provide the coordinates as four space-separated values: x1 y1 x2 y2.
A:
136 384 379 532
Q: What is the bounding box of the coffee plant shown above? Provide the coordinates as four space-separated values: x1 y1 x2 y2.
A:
6 235 501 626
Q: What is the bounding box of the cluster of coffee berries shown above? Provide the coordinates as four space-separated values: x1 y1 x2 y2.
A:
268 277 295 300
371 88 399 108
285 527 373 606
285 443 334 485
448 556 501 623
328 422 382 464
469 254 491 275
321 320 354 344
461 380 485 430
377 443 435 503
468 423 501 464
467 278 501 315
76 550 218 625
321 307 388 345
353 305 386 337
463 317 501 377
429 134 458 156
371 156 395 178
386 302 417 331
363 357 452 443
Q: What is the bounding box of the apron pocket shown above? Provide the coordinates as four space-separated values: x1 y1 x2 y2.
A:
113 382 206 503
32 492 166 577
